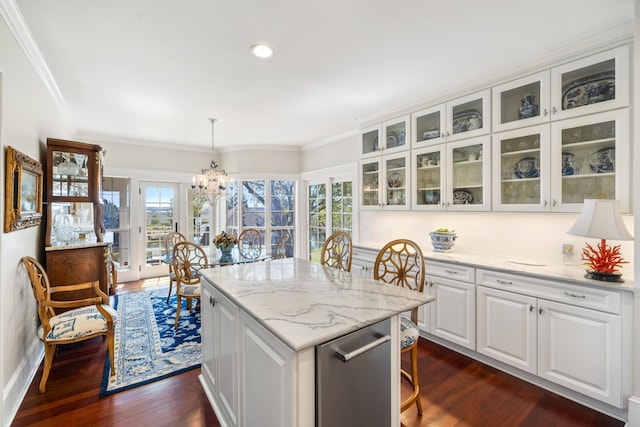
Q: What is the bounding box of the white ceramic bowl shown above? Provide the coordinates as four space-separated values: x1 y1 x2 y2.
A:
429 231 457 252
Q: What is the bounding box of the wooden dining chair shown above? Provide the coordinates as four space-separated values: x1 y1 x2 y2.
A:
272 231 289 260
22 256 117 393
165 231 187 303
320 231 352 272
373 239 425 415
172 241 208 329
238 228 262 259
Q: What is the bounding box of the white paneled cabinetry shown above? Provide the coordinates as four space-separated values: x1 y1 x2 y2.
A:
476 269 626 408
201 280 302 427
350 244 632 413
422 261 476 349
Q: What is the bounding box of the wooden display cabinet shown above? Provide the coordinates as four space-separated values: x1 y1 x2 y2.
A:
44 138 112 296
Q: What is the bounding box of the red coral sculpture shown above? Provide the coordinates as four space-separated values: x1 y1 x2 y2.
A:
581 239 628 273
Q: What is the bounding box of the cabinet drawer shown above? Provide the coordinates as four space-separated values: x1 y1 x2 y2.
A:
351 247 378 263
425 260 475 283
476 269 621 314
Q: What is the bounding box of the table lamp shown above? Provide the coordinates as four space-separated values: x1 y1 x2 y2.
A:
567 199 633 282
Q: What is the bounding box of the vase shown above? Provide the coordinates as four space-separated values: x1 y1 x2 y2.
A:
219 246 234 264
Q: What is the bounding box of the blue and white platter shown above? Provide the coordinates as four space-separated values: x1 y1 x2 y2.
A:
515 157 539 179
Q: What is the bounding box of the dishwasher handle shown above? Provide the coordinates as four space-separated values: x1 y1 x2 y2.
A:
335 334 391 363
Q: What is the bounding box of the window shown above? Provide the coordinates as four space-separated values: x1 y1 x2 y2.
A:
102 177 131 268
227 179 295 257
308 183 326 263
307 178 352 264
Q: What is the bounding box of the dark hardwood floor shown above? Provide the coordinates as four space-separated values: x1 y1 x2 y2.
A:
12 278 625 427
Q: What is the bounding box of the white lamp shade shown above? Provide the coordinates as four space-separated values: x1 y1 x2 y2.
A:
567 199 633 241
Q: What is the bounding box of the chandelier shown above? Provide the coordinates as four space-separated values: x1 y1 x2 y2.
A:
192 118 228 201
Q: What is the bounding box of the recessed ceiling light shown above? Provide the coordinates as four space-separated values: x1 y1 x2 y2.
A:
251 44 274 58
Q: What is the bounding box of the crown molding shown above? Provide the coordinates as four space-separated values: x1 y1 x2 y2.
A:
0 0 69 113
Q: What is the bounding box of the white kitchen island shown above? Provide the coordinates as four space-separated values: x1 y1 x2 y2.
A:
198 258 434 427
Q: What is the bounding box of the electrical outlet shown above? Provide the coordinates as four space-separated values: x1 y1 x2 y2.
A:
562 244 574 255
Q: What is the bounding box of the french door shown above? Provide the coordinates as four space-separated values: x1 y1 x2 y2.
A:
139 181 181 278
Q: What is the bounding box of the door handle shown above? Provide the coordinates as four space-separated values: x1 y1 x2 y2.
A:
335 334 391 362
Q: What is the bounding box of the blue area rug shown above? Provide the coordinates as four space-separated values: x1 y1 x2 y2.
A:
100 287 201 396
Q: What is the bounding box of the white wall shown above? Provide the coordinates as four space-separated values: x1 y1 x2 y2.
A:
0 17 72 426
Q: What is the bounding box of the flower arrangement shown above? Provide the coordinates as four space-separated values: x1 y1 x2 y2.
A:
214 231 238 249
581 239 628 274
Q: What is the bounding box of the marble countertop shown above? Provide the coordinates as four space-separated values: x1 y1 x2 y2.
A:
199 258 434 351
45 240 110 251
354 241 635 292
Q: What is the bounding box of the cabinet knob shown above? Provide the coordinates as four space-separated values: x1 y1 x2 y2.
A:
543 108 548 117
552 106 557 115
538 307 543 315
210 296 217 306
529 304 534 312
543 200 548 207
552 199 557 207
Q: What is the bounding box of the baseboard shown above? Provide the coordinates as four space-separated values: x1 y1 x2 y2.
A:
627 396 640 427
2 337 43 427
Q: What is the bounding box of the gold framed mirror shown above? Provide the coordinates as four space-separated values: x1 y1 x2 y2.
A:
4 146 43 232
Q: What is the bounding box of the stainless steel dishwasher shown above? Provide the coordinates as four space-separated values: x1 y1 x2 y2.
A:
316 318 391 427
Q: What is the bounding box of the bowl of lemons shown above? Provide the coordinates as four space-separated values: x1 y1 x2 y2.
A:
429 228 457 252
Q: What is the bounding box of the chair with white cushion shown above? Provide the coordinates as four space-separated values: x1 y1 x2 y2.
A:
373 239 425 415
22 256 117 393
165 231 187 303
172 241 208 329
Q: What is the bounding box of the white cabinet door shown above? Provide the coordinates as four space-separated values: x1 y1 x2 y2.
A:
492 71 551 133
492 124 551 212
550 45 629 121
550 109 630 213
240 312 293 427
361 124 382 159
201 285 216 391
412 144 446 210
445 89 491 142
382 151 410 210
446 136 491 211
477 286 537 374
216 290 240 427
411 103 446 148
537 299 622 407
382 115 410 156
426 275 476 350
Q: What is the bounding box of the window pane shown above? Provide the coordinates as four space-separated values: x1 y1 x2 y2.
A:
226 181 239 228
243 181 265 227
102 177 131 268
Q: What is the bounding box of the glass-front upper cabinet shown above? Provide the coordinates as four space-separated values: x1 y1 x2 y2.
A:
382 115 409 156
492 125 551 212
360 152 410 211
383 153 410 210
412 103 446 148
492 71 551 133
46 138 104 246
361 116 410 159
412 144 445 210
360 159 381 209
551 109 629 213
361 124 381 159
446 90 491 142
551 45 629 121
446 136 491 211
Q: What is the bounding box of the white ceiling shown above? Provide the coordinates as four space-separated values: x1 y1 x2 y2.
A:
12 0 635 150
